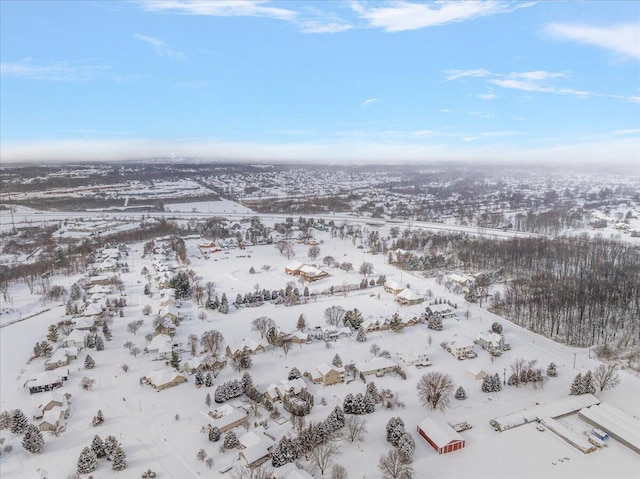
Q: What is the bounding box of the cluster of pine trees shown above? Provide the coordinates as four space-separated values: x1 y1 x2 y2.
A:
77 434 126 473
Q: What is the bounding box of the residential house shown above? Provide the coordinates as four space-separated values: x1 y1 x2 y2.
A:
25 371 68 395
226 337 266 358
396 348 431 367
467 366 487 380
238 428 275 468
146 369 187 391
449 339 476 360
147 334 174 359
265 378 308 403
72 317 95 331
425 304 458 320
476 332 505 355
62 330 86 349
208 404 249 433
306 362 345 386
355 357 399 378
361 318 381 333
44 348 77 371
396 289 425 306
272 464 315 479
384 280 404 295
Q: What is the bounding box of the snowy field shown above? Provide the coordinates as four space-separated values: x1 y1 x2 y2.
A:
1 215 639 478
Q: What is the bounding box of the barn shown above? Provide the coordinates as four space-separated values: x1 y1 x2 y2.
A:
417 418 465 454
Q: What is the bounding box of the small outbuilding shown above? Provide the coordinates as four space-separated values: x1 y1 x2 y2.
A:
417 418 465 454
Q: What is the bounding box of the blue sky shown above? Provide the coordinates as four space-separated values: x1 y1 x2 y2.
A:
1 0 639 166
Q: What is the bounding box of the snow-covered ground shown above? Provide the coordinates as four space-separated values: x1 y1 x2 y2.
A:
1 219 639 478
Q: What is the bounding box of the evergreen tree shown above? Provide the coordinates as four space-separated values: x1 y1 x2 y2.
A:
481 375 494 393
389 312 403 332
195 370 205 387
205 372 214 387
95 335 105 351
47 324 59 342
366 382 380 403
582 370 596 394
569 373 583 395
21 423 45 453
103 435 119 459
84 354 95 369
10 409 28 435
170 350 180 370
208 426 221 442
218 293 229 314
92 409 104 426
455 386 467 400
547 362 558 377
297 314 307 331
492 373 502 392
356 327 367 342
271 436 299 467
91 435 106 457
102 322 112 340
77 446 98 474
111 445 127 471
386 417 405 447
87 333 98 349
324 406 345 433
239 346 252 369
343 393 355 415
241 372 253 391
39 341 53 357
332 354 343 368
288 367 302 380
33 342 43 358
397 432 415 464
427 316 443 331
223 431 239 449
0 410 11 430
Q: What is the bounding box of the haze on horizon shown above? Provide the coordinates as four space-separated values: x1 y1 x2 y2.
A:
1 1 639 167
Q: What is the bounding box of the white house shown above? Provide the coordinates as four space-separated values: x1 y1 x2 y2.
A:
238 428 275 467
208 404 249 433
355 357 399 377
62 330 86 349
449 339 476 360
397 348 431 367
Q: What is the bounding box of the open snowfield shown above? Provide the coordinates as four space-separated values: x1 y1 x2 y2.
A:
1 216 639 479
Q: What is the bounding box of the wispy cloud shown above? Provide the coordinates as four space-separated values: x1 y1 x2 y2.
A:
134 34 185 60
545 23 640 59
626 95 640 103
352 1 535 32
443 69 491 81
361 97 379 107
0 59 109 81
470 111 495 118
445 68 596 98
139 0 297 21
613 129 640 135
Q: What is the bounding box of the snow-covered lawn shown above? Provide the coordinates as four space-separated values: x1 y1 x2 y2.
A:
1 221 639 478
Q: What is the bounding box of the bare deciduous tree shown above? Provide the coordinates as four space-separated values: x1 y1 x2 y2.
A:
324 306 345 326
330 464 348 479
309 440 340 477
378 449 414 479
416 372 454 411
252 317 275 339
593 363 620 392
188 334 199 356
127 320 143 336
200 330 224 356
344 415 367 442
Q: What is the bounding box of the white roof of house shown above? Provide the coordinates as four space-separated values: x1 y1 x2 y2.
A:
273 464 315 479
397 348 429 363
146 369 183 387
317 362 344 376
384 280 403 290
38 391 67 408
450 339 475 350
467 366 486 377
28 371 65 388
239 429 275 465
230 337 265 353
418 418 464 447
298 264 325 276
355 357 396 373
73 317 94 329
285 261 305 271
397 289 422 300
427 304 453 312
266 378 307 398
47 349 69 364
210 405 248 431
40 409 62 426
579 403 640 451
64 329 86 343
82 303 103 317
449 273 469 283
148 334 172 351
